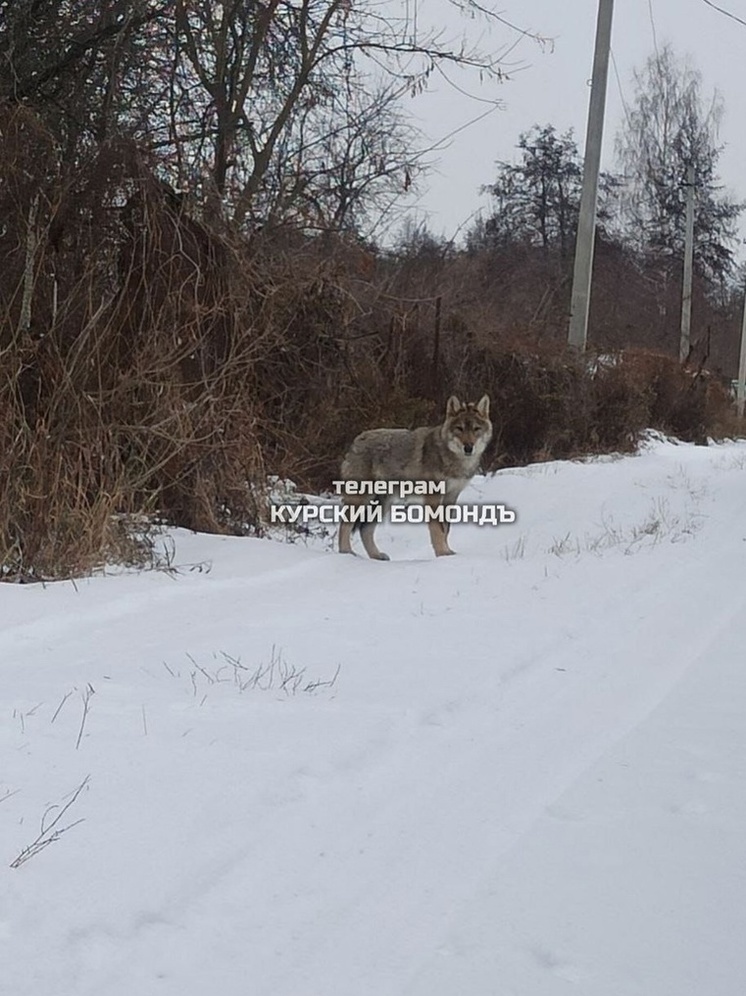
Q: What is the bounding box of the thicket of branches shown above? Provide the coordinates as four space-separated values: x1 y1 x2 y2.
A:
0 5 742 580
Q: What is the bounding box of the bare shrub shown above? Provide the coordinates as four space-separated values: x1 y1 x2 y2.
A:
617 349 739 443
0 106 346 579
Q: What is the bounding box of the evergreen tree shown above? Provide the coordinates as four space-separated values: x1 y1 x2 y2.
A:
474 125 583 256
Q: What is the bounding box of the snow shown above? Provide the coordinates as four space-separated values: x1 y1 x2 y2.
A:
2 436 746 995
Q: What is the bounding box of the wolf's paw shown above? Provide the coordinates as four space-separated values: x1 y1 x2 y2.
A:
370 551 390 561
435 549 456 557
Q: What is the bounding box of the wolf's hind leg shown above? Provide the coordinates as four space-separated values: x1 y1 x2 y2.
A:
338 519 354 554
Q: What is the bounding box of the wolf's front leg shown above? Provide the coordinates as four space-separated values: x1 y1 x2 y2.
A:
427 516 455 557
360 520 390 560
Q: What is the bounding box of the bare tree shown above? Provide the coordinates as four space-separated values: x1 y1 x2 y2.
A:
1 1 541 234
164 0 539 229
0 1 165 143
614 44 742 283
257 81 424 233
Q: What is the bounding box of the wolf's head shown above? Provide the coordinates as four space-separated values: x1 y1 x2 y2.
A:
443 395 492 458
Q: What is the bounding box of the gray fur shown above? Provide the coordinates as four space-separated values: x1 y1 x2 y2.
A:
338 395 492 559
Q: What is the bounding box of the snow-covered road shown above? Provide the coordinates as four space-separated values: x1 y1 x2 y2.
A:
2 437 746 995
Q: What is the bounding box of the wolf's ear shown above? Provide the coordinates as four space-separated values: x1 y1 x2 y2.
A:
446 395 462 417
476 394 490 417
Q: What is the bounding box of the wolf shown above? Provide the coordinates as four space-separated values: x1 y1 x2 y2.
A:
338 395 492 560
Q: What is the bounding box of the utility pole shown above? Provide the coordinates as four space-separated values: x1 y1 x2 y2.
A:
736 279 746 418
568 0 615 351
679 164 696 364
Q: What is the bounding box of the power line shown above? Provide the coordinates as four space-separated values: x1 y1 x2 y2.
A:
610 48 633 130
647 0 660 58
700 0 746 28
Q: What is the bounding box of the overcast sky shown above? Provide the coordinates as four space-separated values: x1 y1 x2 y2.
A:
402 0 746 247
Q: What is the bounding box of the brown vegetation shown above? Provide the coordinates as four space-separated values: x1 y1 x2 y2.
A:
0 99 742 581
